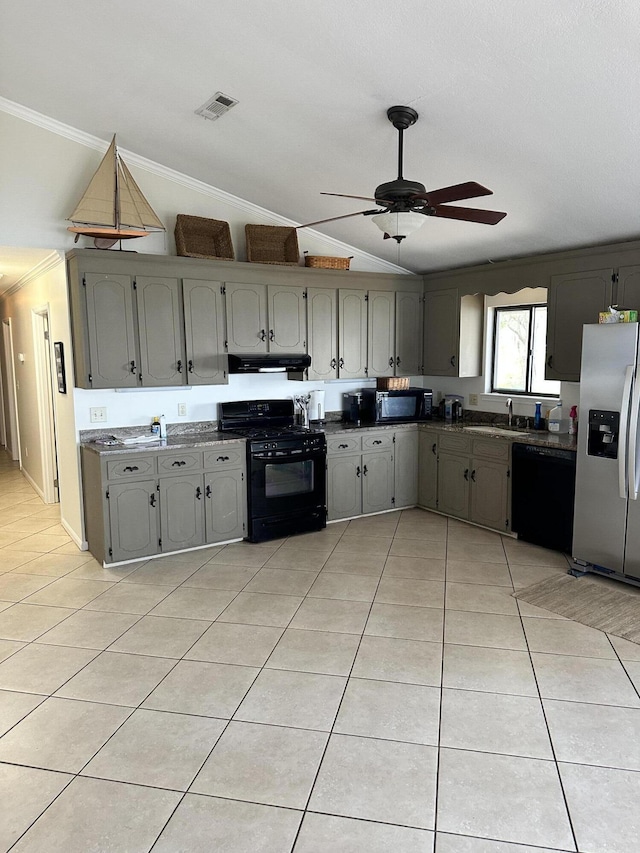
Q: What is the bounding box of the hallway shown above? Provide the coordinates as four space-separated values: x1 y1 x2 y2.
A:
0 450 640 851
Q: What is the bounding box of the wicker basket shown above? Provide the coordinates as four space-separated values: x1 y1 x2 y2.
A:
245 225 299 265
174 215 235 260
304 254 353 270
376 377 410 390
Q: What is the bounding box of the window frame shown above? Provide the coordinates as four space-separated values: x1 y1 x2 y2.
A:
490 303 557 397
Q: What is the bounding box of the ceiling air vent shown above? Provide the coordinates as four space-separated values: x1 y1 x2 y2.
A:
195 92 239 121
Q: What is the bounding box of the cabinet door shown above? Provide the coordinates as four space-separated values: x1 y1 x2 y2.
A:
306 287 338 380
423 289 459 376
469 459 509 532
362 450 394 515
204 469 245 543
394 430 418 508
395 291 423 376
159 474 204 552
84 273 138 388
267 285 306 353
183 279 228 385
436 452 470 519
338 290 368 379
546 269 612 382
108 480 159 562
327 453 361 520
135 276 184 386
367 291 395 378
418 432 438 510
616 265 640 311
225 282 268 353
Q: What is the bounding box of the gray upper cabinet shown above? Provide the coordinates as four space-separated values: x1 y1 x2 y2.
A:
367 291 395 378
135 276 184 387
225 282 269 353
395 291 423 376
84 273 138 388
546 269 613 382
183 279 228 384
338 289 368 380
306 287 338 381
267 284 306 353
615 265 640 312
423 289 483 377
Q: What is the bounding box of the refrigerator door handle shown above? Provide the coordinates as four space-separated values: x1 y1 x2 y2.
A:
618 365 634 500
628 366 640 500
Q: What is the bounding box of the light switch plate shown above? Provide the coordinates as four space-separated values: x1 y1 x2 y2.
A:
90 406 107 423
178 403 187 417
469 393 479 406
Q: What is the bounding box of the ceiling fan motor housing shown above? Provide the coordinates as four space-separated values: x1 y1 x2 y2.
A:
374 178 427 208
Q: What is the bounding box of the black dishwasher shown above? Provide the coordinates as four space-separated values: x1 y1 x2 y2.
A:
511 443 576 553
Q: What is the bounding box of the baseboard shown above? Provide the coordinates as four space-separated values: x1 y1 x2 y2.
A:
60 518 88 551
20 468 45 501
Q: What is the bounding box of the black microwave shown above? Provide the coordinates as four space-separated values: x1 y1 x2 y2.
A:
345 388 433 424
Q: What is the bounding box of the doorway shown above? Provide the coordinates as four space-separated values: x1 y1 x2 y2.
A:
32 308 59 503
2 318 20 463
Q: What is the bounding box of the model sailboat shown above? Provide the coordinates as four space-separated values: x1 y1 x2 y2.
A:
67 135 165 249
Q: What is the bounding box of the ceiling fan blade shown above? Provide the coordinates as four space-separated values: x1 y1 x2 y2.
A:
321 192 382 203
431 205 507 225
414 181 493 206
297 209 380 229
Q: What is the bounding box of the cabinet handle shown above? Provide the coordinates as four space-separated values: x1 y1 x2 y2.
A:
217 455 230 462
259 329 267 341
450 355 456 367
176 359 182 373
372 439 382 445
188 360 194 373
205 485 211 498
431 442 437 456
363 464 368 476
471 469 476 482
123 465 139 472
196 486 202 500
338 443 348 449
547 354 554 369
129 361 137 374
396 356 401 366
149 493 156 507
388 357 394 367
339 357 345 369
330 358 337 369
171 460 186 467
464 468 469 481
269 329 275 342
356 465 361 477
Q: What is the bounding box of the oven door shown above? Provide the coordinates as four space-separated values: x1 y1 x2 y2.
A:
248 446 326 521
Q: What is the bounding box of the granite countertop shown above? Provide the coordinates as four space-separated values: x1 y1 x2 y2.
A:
81 429 243 456
417 421 577 450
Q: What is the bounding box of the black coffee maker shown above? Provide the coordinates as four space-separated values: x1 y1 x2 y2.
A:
343 393 366 425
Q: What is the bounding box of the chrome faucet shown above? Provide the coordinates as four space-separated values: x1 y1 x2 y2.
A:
506 397 513 427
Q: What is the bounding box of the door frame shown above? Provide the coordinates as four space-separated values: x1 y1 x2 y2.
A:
2 318 20 463
32 306 59 503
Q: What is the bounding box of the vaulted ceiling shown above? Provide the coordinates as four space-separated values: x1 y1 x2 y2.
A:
1 0 639 277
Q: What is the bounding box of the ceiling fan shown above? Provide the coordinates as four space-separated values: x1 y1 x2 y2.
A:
298 105 507 243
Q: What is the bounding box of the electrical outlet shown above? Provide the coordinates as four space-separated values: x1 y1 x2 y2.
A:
178 403 187 417
469 394 479 406
90 406 107 423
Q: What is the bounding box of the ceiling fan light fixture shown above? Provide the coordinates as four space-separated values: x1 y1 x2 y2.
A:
372 211 426 243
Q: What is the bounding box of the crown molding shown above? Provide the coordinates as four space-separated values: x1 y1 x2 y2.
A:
0 97 411 276
4 251 64 297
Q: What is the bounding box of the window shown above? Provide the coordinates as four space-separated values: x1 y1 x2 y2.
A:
491 305 560 396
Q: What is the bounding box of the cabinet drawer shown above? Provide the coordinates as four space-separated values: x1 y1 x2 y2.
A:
439 433 472 454
327 435 362 454
157 451 203 473
203 446 245 469
106 455 156 480
362 432 394 451
472 438 510 462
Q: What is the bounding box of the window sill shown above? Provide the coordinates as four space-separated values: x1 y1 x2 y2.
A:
480 392 559 407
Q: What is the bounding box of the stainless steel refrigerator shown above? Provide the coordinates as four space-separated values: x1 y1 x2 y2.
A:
573 322 640 583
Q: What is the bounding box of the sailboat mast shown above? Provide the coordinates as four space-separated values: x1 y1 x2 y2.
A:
113 137 120 230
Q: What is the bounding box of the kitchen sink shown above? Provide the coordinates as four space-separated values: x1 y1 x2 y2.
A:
463 425 532 437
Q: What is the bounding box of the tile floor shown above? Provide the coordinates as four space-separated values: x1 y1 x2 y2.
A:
0 450 639 851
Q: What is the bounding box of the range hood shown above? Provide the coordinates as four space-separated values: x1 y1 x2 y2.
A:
228 353 311 374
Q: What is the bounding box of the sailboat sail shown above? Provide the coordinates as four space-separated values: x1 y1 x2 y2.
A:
67 135 164 244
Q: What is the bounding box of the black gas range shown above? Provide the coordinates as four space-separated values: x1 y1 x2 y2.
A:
219 400 327 542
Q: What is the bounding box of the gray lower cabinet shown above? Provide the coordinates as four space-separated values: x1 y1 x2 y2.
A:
326 431 395 521
81 443 246 564
135 276 184 387
418 431 438 510
183 279 228 384
437 452 470 518
469 457 510 531
394 429 419 508
107 479 159 563
327 453 362 521
361 449 394 514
